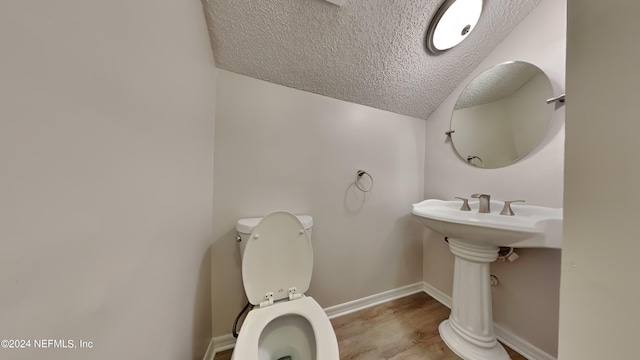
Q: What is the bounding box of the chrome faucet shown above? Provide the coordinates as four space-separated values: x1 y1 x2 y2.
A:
471 194 491 213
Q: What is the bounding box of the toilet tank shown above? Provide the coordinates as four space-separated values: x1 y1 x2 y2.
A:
236 215 313 258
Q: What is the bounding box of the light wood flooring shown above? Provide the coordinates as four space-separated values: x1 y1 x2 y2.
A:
214 292 526 360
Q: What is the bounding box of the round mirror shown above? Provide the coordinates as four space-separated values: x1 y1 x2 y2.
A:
450 61 555 168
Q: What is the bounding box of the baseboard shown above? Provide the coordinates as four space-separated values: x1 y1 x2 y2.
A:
421 282 557 360
422 282 452 308
202 338 215 360
207 282 424 356
206 281 556 360
206 333 236 359
493 323 556 360
324 282 425 319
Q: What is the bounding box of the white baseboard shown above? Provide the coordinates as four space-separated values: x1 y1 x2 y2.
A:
206 282 424 357
204 334 236 360
324 282 425 319
202 338 215 360
493 323 556 360
421 282 556 360
422 282 452 308
213 333 237 352
205 281 556 360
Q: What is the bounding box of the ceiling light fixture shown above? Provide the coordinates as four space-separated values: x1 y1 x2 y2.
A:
426 0 483 54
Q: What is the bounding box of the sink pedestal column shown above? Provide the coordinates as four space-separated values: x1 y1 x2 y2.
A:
439 238 510 360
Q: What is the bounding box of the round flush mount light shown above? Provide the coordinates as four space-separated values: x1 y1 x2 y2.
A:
426 0 483 54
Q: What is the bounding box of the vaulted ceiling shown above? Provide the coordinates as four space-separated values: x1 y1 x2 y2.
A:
202 0 540 120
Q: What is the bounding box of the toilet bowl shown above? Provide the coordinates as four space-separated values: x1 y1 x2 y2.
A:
231 211 339 360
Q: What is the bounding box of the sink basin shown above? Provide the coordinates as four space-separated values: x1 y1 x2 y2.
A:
412 198 563 360
412 199 563 248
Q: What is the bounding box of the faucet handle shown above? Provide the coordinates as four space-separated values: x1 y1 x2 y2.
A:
500 200 525 216
454 197 471 211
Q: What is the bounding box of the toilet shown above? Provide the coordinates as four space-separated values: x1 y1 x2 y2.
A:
231 211 340 360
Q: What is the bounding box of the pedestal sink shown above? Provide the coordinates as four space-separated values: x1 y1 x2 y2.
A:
412 199 562 360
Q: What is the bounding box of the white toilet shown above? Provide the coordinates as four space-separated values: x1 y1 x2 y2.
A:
231 211 340 360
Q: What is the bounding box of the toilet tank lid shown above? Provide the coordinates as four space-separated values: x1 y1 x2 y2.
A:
236 215 313 234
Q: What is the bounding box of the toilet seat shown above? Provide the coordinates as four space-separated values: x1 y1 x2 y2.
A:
231 296 339 360
234 211 339 359
242 211 313 305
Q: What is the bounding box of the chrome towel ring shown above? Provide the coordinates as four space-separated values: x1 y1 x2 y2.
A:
355 170 373 192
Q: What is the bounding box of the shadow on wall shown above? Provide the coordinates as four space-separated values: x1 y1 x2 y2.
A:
356 213 424 294
423 230 456 295
343 182 372 213
399 213 425 271
211 226 248 337
396 214 424 284
490 247 561 354
193 246 213 360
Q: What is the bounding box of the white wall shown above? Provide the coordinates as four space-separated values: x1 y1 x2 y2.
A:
453 98 518 168
511 73 556 157
211 70 425 337
560 1 640 358
0 1 217 359
422 0 565 356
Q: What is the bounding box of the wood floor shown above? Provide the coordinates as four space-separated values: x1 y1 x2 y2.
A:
214 292 526 360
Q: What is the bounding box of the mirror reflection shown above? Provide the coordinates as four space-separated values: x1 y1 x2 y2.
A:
450 61 555 168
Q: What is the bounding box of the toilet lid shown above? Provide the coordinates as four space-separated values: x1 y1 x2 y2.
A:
242 211 313 305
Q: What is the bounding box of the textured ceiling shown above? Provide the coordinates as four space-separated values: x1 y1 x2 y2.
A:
203 0 540 120
455 61 540 109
